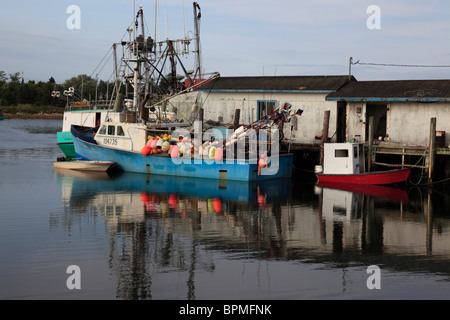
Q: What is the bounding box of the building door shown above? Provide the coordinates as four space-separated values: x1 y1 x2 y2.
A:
95 112 101 126
365 103 387 141
336 102 347 142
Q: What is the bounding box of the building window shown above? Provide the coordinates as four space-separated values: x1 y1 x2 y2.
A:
257 100 276 119
335 149 349 158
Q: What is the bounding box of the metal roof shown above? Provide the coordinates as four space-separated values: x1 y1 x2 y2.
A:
198 75 355 93
326 79 450 102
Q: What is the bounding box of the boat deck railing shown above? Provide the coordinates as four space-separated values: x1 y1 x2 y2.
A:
65 100 111 112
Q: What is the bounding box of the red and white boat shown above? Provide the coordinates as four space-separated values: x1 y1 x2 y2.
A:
316 142 411 185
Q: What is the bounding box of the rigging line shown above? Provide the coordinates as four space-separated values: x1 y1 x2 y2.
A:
107 67 116 83
141 8 152 42
353 61 450 68
96 50 114 79
89 45 114 79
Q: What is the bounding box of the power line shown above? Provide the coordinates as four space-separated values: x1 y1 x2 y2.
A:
352 60 450 68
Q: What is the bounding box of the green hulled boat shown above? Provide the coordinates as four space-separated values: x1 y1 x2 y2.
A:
56 131 76 160
56 106 109 160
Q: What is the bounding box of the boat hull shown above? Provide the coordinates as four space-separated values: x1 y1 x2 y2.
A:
57 132 76 159
71 127 293 182
53 160 116 172
317 168 411 185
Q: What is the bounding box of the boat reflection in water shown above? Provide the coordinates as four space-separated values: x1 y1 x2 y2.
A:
54 169 450 299
314 181 450 263
314 182 410 255
54 169 293 299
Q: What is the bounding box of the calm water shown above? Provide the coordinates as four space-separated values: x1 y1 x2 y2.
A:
1 119 450 300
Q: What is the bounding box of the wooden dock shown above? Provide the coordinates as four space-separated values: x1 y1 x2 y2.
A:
368 118 449 183
287 115 449 183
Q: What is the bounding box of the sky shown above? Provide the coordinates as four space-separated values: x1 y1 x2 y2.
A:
2 0 450 84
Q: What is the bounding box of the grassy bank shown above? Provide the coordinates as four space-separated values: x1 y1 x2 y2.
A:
1 104 64 119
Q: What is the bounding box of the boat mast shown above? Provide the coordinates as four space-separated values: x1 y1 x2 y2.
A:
131 5 149 114
193 2 201 82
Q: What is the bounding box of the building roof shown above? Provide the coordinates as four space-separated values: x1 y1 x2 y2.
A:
198 75 355 93
326 79 450 102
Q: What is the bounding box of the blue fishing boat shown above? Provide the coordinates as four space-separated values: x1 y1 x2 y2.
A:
71 122 295 182
70 3 301 182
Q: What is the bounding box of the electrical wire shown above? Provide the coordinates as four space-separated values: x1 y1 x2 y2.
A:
352 60 450 68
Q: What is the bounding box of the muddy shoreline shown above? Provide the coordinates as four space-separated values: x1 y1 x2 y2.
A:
3 113 63 119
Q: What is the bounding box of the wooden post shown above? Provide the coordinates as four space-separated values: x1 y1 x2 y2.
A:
428 117 436 182
401 148 405 169
368 116 374 172
233 109 241 130
319 110 330 166
198 108 204 123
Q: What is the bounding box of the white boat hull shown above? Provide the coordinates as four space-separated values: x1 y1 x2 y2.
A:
53 160 116 172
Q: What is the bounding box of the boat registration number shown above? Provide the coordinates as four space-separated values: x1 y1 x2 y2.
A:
103 138 118 146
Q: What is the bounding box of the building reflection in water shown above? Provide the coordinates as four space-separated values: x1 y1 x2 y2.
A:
54 169 450 299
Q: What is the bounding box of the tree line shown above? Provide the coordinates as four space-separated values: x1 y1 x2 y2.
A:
0 71 113 108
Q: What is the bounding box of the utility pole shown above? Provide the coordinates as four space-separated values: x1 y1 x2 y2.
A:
348 57 352 79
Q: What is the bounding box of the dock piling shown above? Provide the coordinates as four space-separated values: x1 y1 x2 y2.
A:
319 110 330 166
368 116 374 172
428 117 436 182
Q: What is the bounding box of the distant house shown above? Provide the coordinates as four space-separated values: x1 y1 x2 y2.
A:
189 75 356 144
326 80 450 148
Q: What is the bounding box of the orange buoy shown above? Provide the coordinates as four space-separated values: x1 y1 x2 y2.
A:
213 198 222 213
141 145 151 155
214 147 223 161
170 145 179 158
258 158 266 168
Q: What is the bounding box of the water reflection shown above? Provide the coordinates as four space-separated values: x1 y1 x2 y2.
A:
54 169 450 299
